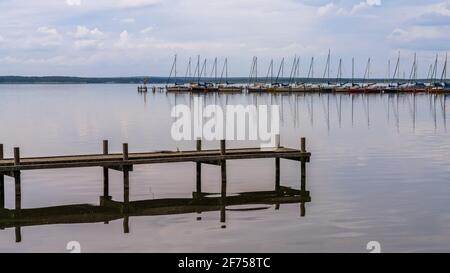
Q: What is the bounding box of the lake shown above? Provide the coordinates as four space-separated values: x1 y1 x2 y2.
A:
0 84 449 252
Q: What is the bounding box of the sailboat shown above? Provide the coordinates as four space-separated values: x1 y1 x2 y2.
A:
217 58 243 93
247 57 267 92
429 53 449 93
166 55 192 92
319 50 333 93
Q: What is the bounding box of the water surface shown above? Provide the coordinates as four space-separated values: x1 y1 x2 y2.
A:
0 84 449 252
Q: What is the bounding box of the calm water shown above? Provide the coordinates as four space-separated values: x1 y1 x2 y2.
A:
0 84 449 253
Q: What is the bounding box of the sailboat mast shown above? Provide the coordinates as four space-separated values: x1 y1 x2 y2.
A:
441 52 448 82
352 57 354 85
197 55 200 84
185 57 192 83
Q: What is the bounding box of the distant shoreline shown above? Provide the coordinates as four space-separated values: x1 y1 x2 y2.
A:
0 76 432 84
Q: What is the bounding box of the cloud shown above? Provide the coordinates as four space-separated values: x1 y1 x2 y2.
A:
32 26 63 47
141 26 154 34
388 26 448 42
0 0 448 77
117 0 161 8
121 18 136 24
319 0 382 16
115 30 131 48
72 26 104 38
317 3 335 16
75 39 104 49
66 0 81 6
330 0 383 15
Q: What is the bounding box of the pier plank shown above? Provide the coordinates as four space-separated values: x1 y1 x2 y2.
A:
0 147 311 172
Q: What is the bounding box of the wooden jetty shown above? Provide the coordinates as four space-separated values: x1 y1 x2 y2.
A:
0 138 311 237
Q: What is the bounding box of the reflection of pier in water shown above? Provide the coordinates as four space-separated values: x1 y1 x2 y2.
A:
0 139 311 243
160 92 448 131
0 186 311 243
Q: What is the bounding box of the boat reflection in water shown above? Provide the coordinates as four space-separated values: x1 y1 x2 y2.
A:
0 184 311 243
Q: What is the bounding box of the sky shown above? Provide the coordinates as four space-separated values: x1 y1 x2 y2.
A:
0 0 449 78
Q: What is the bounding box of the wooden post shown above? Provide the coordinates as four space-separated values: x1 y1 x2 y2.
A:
301 202 306 217
14 147 20 166
275 157 280 192
0 144 4 209
220 140 226 155
123 215 130 234
14 171 21 214
123 143 129 161
196 139 202 195
300 138 306 192
220 140 227 198
103 140 110 199
15 226 21 243
275 134 280 192
123 143 130 213
13 147 21 214
220 203 226 229
220 140 227 228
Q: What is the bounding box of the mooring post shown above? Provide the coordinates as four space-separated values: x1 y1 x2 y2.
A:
102 140 110 199
300 138 306 192
123 143 130 212
196 139 202 195
13 147 21 214
0 144 4 209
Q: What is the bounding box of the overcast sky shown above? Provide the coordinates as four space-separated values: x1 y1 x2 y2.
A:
0 0 449 78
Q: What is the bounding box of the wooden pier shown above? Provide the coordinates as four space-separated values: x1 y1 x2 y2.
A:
0 138 311 236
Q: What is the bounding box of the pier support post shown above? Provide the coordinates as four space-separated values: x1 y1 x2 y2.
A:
15 226 22 243
220 140 227 199
196 139 202 195
123 215 130 234
275 134 281 192
300 138 307 218
0 144 4 209
102 140 110 200
14 148 21 215
300 138 306 193
123 143 130 213
220 140 227 228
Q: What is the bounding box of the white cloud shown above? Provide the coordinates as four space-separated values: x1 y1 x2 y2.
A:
75 39 104 49
388 26 448 43
32 26 63 47
37 26 58 36
333 0 382 15
73 26 104 38
66 0 81 6
317 3 335 16
117 0 161 8
115 30 131 48
141 26 154 34
121 18 136 24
